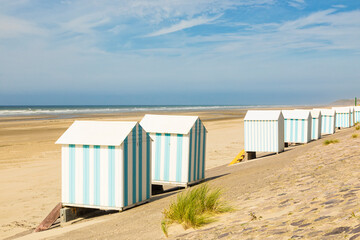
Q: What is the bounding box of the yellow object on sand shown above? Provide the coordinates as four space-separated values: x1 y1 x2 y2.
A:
228 149 245 166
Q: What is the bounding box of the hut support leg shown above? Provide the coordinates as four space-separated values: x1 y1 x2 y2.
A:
246 152 256 160
151 184 164 195
60 207 93 223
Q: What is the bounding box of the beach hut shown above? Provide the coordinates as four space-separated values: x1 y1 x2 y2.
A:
244 110 284 156
310 110 322 140
56 121 151 211
313 109 336 135
282 110 312 144
140 114 207 187
355 106 360 123
332 107 351 128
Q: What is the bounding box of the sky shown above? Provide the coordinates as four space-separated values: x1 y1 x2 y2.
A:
0 0 360 105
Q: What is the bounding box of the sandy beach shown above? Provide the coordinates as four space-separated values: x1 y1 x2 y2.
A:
0 109 246 239
2 108 359 240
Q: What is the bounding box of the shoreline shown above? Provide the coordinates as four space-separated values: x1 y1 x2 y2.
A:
0 104 325 122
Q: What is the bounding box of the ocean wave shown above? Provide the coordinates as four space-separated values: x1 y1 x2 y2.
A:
0 105 277 117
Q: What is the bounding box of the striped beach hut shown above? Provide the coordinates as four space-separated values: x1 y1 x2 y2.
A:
313 109 336 135
310 110 322 140
244 110 284 154
332 107 351 128
56 121 151 211
355 106 360 123
140 114 207 187
282 110 312 144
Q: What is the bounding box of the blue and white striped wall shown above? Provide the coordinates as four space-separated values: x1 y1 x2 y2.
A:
61 125 151 210
284 118 311 143
311 113 322 140
244 120 284 153
335 113 351 128
150 119 206 186
321 115 336 134
355 107 360 123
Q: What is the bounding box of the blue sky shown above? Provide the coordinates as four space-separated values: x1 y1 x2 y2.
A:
0 0 360 105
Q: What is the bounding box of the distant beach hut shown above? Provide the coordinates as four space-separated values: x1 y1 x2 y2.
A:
313 109 336 135
310 110 322 140
355 106 360 123
140 114 207 187
282 110 312 144
56 121 151 211
244 110 284 156
332 107 351 128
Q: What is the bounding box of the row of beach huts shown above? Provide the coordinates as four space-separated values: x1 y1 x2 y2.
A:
245 106 360 157
55 106 360 213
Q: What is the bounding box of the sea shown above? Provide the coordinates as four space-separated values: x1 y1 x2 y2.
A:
0 105 277 118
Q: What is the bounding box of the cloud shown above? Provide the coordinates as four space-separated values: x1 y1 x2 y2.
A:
288 0 306 9
146 14 222 37
61 14 110 34
0 14 44 39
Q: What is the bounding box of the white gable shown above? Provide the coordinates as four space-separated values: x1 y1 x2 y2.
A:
56 121 137 146
140 114 200 134
282 110 311 119
310 110 321 118
244 110 282 121
313 108 336 116
332 107 351 114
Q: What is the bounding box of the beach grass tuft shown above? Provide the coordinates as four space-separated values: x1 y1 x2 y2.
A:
323 139 339 145
161 184 233 236
352 134 358 138
356 125 360 130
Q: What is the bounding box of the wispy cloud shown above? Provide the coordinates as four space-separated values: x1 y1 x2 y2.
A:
146 14 222 37
0 14 44 38
288 0 306 9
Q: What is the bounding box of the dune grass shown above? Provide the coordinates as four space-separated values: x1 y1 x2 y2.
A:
161 184 233 237
352 134 358 138
356 125 360 130
323 139 339 145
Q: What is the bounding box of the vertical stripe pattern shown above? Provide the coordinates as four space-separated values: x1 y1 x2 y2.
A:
311 116 322 140
284 117 311 143
244 119 284 153
335 113 351 128
321 115 335 134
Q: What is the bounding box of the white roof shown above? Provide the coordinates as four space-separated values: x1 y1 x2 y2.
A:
313 108 336 116
244 110 282 121
56 121 137 146
282 110 311 119
346 106 355 111
140 114 200 134
332 107 351 113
